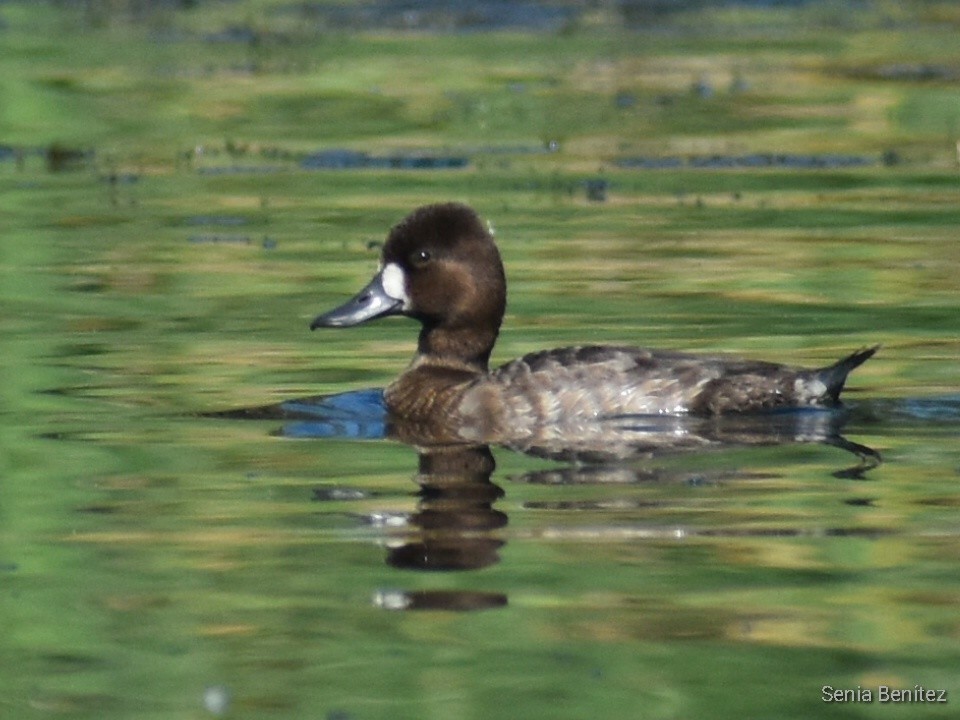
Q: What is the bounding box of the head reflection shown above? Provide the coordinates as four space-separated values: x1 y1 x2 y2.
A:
386 444 506 572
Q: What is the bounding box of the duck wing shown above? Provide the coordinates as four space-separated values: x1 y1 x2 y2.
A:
491 345 878 418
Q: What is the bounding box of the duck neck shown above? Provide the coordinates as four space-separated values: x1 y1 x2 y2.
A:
416 322 497 374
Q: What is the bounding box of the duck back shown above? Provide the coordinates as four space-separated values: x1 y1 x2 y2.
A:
461 345 879 428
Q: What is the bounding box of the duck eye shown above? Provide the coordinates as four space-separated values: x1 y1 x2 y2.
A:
410 249 431 267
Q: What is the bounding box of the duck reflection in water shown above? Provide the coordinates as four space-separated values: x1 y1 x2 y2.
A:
385 442 506 573
216 372 879 614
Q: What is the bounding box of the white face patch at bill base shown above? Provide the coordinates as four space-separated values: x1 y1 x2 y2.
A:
380 262 410 309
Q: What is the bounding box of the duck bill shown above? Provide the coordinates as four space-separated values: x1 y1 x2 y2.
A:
310 271 404 329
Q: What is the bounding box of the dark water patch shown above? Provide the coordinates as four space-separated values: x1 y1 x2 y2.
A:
155 61 267 78
42 651 106 669
46 143 94 173
525 498 664 511
619 0 826 28
75 504 121 515
66 278 108 293
150 24 289 47
893 396 960 423
276 1 580 33
50 342 110 357
617 153 876 170
617 156 684 169
37 430 88 441
63 315 142 333
916 496 960 508
850 396 960 425
690 75 715 99
373 588 507 612
584 177 608 202
300 148 468 170
183 214 248 227
100 171 140 207
300 149 371 169
1 144 93 172
187 142 557 175
196 165 286 176
851 64 960 83
325 711 354 720
101 172 139 185
0 144 20 161
47 0 198 28
148 26 190 43
202 24 263 44
688 526 891 540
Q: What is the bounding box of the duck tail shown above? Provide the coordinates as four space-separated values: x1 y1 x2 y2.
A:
817 345 879 404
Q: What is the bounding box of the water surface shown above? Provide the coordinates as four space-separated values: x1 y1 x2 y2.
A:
4 3 960 719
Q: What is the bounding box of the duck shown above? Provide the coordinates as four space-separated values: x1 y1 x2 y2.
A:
310 202 877 439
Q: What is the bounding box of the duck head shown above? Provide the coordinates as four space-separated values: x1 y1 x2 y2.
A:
311 203 507 371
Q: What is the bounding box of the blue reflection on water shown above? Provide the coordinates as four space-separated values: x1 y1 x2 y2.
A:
894 395 960 422
279 388 387 439
268 389 960 452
